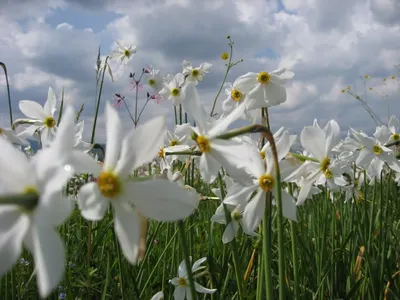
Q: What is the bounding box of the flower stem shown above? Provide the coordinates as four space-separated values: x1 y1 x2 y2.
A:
90 56 109 144
0 62 13 127
177 220 197 300
210 38 234 117
262 193 273 299
288 183 300 299
57 87 65 126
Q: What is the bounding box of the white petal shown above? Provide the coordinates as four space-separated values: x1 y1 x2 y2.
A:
174 286 186 300
223 184 257 205
43 87 57 116
113 202 140 265
388 115 399 133
19 100 46 120
37 190 73 227
25 226 65 298
150 291 164 300
178 258 188 277
264 82 287 106
104 103 124 170
281 190 297 221
324 120 341 155
300 126 326 161
127 179 198 221
181 82 208 131
77 182 109 221
0 137 31 192
192 257 207 272
0 207 29 276
222 221 239 243
242 190 265 231
208 101 246 137
194 282 217 294
199 154 220 184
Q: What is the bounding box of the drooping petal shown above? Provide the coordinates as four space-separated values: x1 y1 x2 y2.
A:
242 190 265 231
24 225 65 298
388 115 399 134
300 126 326 161
113 202 140 265
77 182 109 221
199 153 220 184
180 82 208 131
19 100 46 120
194 282 217 294
208 101 246 137
223 184 257 205
324 120 341 155
104 103 124 170
178 258 188 277
222 221 239 243
0 207 29 276
264 82 287 106
126 179 198 221
281 190 297 221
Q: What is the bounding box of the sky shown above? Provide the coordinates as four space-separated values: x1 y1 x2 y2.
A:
0 0 399 143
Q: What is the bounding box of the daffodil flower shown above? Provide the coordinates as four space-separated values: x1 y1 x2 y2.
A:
234 68 294 110
0 134 74 298
182 60 212 85
77 103 199 265
18 87 58 146
170 257 217 300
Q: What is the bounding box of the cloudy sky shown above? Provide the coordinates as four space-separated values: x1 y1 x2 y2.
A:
0 0 399 142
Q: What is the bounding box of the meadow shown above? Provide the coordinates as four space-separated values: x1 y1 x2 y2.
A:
0 37 399 300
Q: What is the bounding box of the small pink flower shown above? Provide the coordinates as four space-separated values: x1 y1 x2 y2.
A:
112 93 125 108
150 93 162 104
144 65 153 74
130 80 144 91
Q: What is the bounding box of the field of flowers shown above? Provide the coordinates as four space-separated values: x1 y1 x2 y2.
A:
0 37 399 300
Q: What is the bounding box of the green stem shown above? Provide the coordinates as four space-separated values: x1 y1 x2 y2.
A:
90 56 109 144
57 87 64 126
177 220 197 300
288 184 300 299
210 42 233 117
0 193 38 210
0 62 13 127
262 193 273 300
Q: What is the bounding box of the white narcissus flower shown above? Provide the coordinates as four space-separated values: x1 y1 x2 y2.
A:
18 87 58 146
234 68 294 110
350 127 400 173
0 126 29 146
286 120 346 205
109 40 137 65
150 291 164 300
159 73 185 106
223 131 297 231
146 69 164 92
77 103 199 265
387 115 400 143
182 60 212 85
221 80 253 122
170 257 217 300
181 82 256 185
0 135 74 298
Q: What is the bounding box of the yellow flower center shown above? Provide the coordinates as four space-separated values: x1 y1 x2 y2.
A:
148 79 156 87
392 133 399 141
97 171 122 199
257 72 271 84
258 174 275 191
191 69 199 77
157 147 165 158
44 117 56 128
372 144 382 155
196 135 210 153
320 157 331 172
324 169 333 179
356 191 364 204
169 139 179 146
124 49 130 57
178 277 187 287
260 151 266 160
221 52 229 60
171 88 180 97
231 211 242 221
24 185 39 195
231 89 242 102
